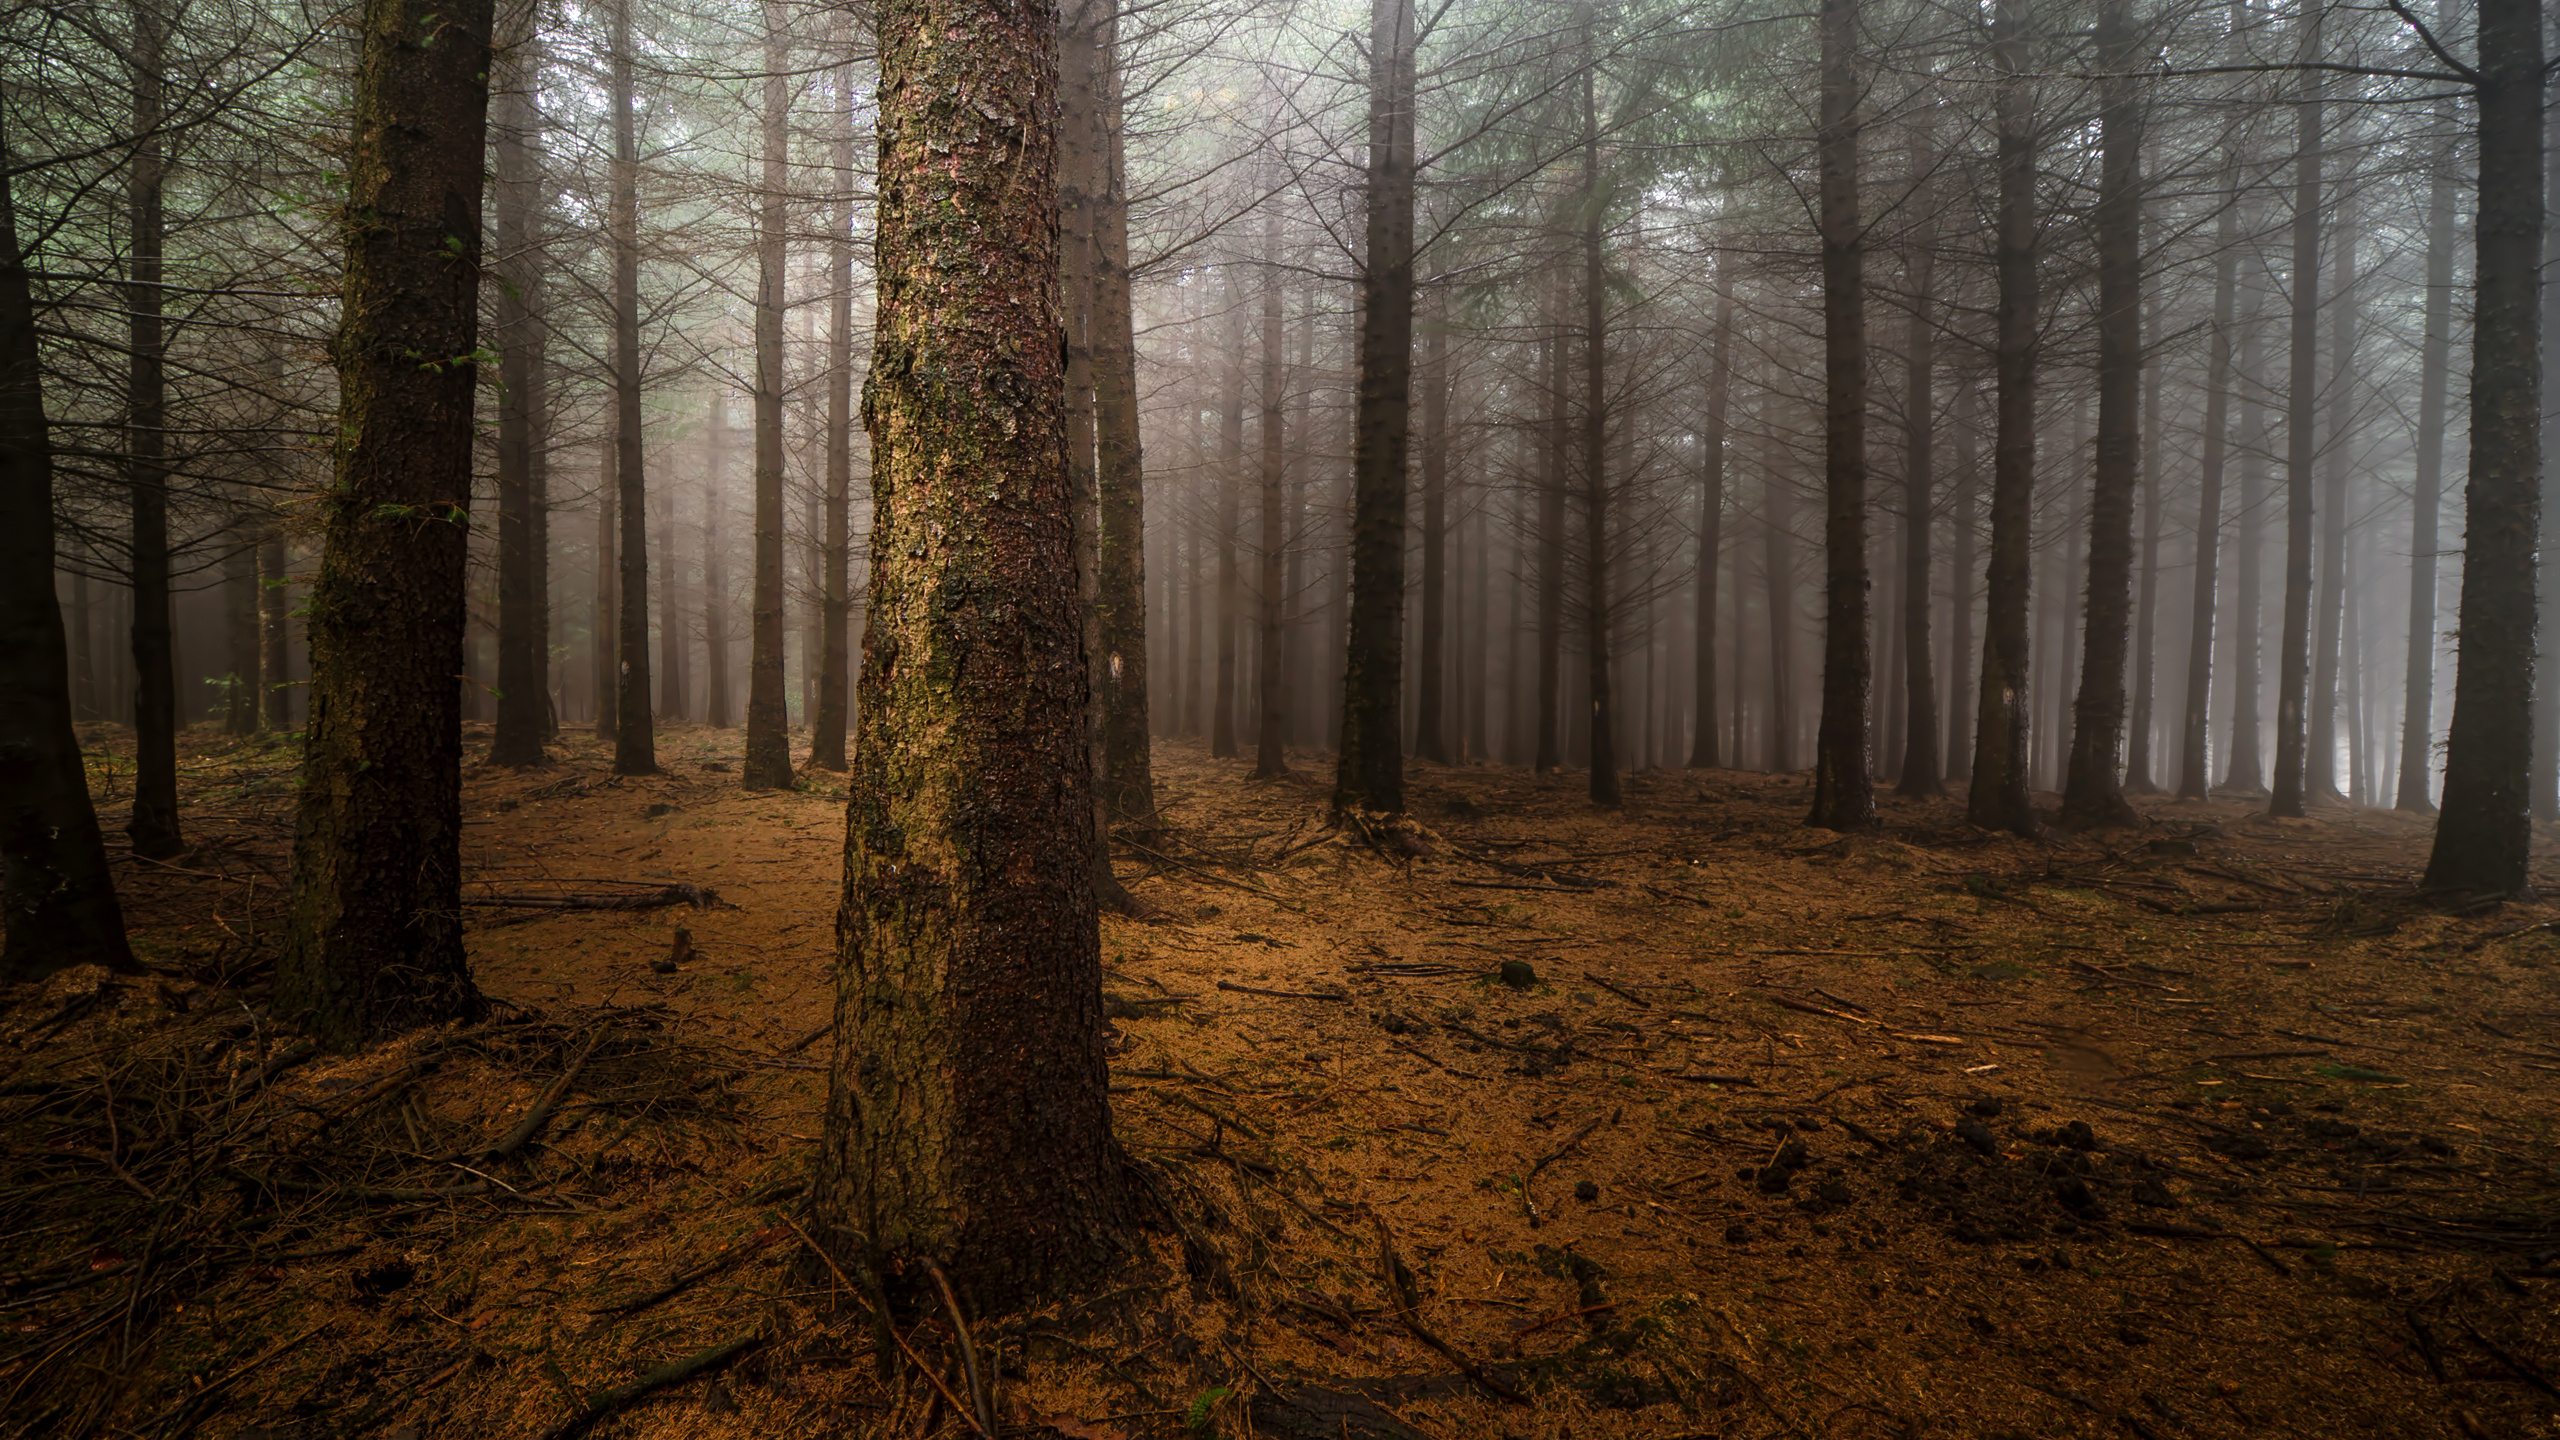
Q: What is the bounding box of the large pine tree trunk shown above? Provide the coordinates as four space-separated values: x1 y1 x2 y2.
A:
125 0 182 860
742 0 794 787
2269 4 2323 819
1579 22 1622 808
2059 0 2143 830
1089 5 1153 828
2426 0 2544 896
1415 305 1450 765
812 44 857 772
814 0 1135 1309
2398 82 2459 812
275 0 493 1045
1968 0 2039 832
609 0 655 775
1334 0 1417 815
2224 274 2268 792
1897 124 1942 797
491 0 548 766
1689 285 1732 769
1807 0 1871 828
2536 72 2560 819
1255 205 1291 777
2125 307 2163 794
2 113 136 980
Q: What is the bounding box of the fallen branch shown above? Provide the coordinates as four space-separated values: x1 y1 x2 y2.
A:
463 883 723 912
1369 1212 1526 1405
485 1031 601 1162
1216 980 1348 1003
536 1333 765 1440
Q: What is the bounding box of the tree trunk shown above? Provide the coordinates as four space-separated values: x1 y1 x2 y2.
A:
1090 3 1153 827
2398 82 2458 812
1897 125 1941 796
1334 0 1417 816
812 45 857 772
1806 0 1870 827
224 524 259 735
1765 453 1797 773
1415 301 1450 765
259 524 289 728
1578 21 1621 808
703 403 729 727
2059 0 2143 830
2181 141 2240 800
1689 284 1732 768
2224 271 2268 792
2311 192 2359 805
1968 0 2038 832
2537 59 2560 819
2426 0 2544 896
594 440 619 740
742 0 794 787
2269 4 2323 819
2125 302 2163 794
1536 319 1565 775
1946 378 1977 781
1212 281 1243 759
1 114 136 980
813 0 1135 1310
610 0 655 775
275 0 493 1045
491 0 548 766
125 0 182 860
1255 204 1291 777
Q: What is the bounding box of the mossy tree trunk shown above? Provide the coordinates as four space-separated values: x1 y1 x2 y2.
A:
274 0 494 1047
813 0 1134 1312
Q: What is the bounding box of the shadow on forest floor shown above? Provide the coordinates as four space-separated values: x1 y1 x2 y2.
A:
9 724 2560 1439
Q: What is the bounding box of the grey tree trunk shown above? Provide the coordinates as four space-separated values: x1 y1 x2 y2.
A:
2181 139 2240 800
1689 284 1733 769
1808 0 1872 828
2269 2 2323 819
2397 79 2459 812
742 0 794 788
1896 123 1941 797
610 0 655 775
1967 0 2039 833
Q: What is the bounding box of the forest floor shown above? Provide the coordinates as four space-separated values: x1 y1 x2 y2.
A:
10 725 2560 1439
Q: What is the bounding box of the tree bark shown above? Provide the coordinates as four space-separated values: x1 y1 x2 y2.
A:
1090 4 1152 828
1578 17 1621 807
2426 0 2544 896
1968 0 2038 832
2125 302 2163 794
125 0 182 860
814 0 1135 1310
2310 191 2358 805
275 0 493 1045
1255 204 1291 777
1946 378 1977 781
2 112 136 980
1896 124 1941 797
1334 0 1417 816
703 403 728 727
491 0 548 766
2224 271 2268 792
2059 0 2143 830
1415 300 1450 765
610 0 655 775
2397 80 2458 812
1212 281 1243 759
1807 0 1871 828
2268 3 2323 820
1689 284 1732 769
259 523 290 728
811 44 857 772
594 440 618 740
742 0 794 787
1536 315 1565 775
2181 137 2240 801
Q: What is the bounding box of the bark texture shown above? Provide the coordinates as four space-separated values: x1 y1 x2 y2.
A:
742 0 794 789
2269 8 2322 819
1968 0 2038 833
2397 80 2458 813
609 0 655 775
491 2 549 767
1807 0 1872 829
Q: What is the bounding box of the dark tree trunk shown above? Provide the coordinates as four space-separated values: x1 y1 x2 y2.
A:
1765 453 1797 773
742 0 794 787
610 0 655 775
594 440 618 741
1255 204 1290 777
491 0 548 766
1 116 136 980
1968 0 2038 833
1689 284 1732 769
1415 303 1450 764
223 525 258 735
125 0 181 860
1579 21 1621 807
259 524 289 728
2398 81 2459 812
1897 125 1942 797
1536 319 1565 775
2269 5 2323 819
2182 149 2239 801
1090 5 1153 827
812 46 857 772
1946 378 1978 781
814 0 1135 1311
2224 273 2268 792
2059 0 2143 830
1333 0 1416 816
275 0 494 1046
2426 0 2544 896
1212 283 1242 759
2537 60 2560 819
2125 304 2163 794
701 417 727 727
1807 0 1871 828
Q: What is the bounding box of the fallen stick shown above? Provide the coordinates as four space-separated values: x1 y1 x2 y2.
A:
1581 973 1653 1008
536 1334 765 1440
463 883 723 912
1512 1300 1621 1342
1216 980 1348 1002
1369 1213 1527 1405
485 1031 601 1162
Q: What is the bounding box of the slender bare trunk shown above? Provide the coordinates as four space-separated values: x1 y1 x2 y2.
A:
610 0 655 774
742 0 793 786
2398 80 2459 812
1968 0 2038 832
2269 1 2323 819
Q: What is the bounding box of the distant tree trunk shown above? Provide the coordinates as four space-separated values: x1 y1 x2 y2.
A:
2310 194 2359 804
2125 304 2163 794
1765 457 1797 773
703 404 729 727
125 0 182 860
275 0 494 1046
594 440 619 741
1536 321 1565 775
1578 22 1622 808
811 48 857 772
1415 302 1450 765
1897 126 1942 797
743 0 794 787
2398 83 2458 812
259 524 289 728
1212 283 1243 759
1946 378 1978 781
491 0 548 766
1090 3 1153 828
2059 0 2143 830
1255 204 1291 777
1689 284 1732 768
2 122 136 980
2426 0 2544 896
223 525 259 735
2224 272 2268 792
2181 150 2239 800
2269 3 2323 820
1807 0 1870 828
1968 0 2039 833
609 0 655 775
812 0 1135 1310
1334 0 1417 816
1059 0 1122 906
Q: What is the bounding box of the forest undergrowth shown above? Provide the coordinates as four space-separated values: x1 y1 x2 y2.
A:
9 725 2560 1439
